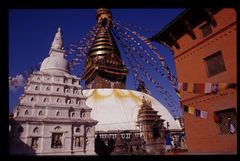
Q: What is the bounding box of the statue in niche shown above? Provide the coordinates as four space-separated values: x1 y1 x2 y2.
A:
86 127 91 135
86 138 89 147
52 133 62 148
31 138 38 149
75 137 81 147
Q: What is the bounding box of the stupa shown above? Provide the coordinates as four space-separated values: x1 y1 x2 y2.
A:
9 27 98 155
81 8 182 154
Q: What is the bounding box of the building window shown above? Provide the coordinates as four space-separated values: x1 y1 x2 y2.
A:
56 88 60 92
33 127 39 133
56 111 60 117
35 86 39 90
71 112 75 117
69 107 74 117
64 78 67 83
31 137 38 149
204 51 226 77
74 89 78 94
80 110 86 118
56 98 60 103
25 110 29 115
30 97 34 102
46 86 50 91
38 110 43 116
43 97 49 103
200 23 212 38
214 108 237 134
65 88 69 93
51 133 63 148
76 127 80 133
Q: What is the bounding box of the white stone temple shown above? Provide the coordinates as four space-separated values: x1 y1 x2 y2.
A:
9 27 98 155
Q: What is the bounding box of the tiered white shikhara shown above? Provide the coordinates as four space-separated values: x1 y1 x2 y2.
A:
9 27 97 155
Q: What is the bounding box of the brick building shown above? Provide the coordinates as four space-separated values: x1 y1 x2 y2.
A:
150 8 237 154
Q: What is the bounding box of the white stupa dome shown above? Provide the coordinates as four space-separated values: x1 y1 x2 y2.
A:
40 53 69 74
83 88 182 132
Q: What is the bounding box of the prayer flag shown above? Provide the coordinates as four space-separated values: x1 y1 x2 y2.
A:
218 83 228 91
188 106 195 115
178 82 182 90
195 109 201 117
182 83 188 91
183 105 188 112
199 83 205 93
204 82 212 93
193 83 200 93
200 111 208 119
212 83 218 94
187 83 194 93
176 91 181 98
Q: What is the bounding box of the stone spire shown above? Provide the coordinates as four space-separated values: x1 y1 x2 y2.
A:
40 27 69 74
82 8 128 89
50 27 64 51
137 96 165 154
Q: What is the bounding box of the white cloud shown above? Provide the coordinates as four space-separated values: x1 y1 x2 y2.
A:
9 74 26 92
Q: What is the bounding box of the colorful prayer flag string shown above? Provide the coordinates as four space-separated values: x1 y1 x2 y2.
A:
113 20 179 94
112 23 180 108
114 19 158 36
179 82 236 94
182 105 208 119
112 25 180 116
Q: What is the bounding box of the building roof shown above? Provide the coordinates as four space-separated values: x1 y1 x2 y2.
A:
150 8 222 48
83 88 182 131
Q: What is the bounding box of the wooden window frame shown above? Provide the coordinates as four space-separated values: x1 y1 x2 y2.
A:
204 50 226 77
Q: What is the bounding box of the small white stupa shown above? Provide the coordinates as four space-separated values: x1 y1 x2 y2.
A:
9 27 98 155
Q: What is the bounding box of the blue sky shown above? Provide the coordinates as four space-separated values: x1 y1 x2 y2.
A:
9 8 185 117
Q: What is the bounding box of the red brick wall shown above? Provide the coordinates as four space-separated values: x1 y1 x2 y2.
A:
172 8 237 153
